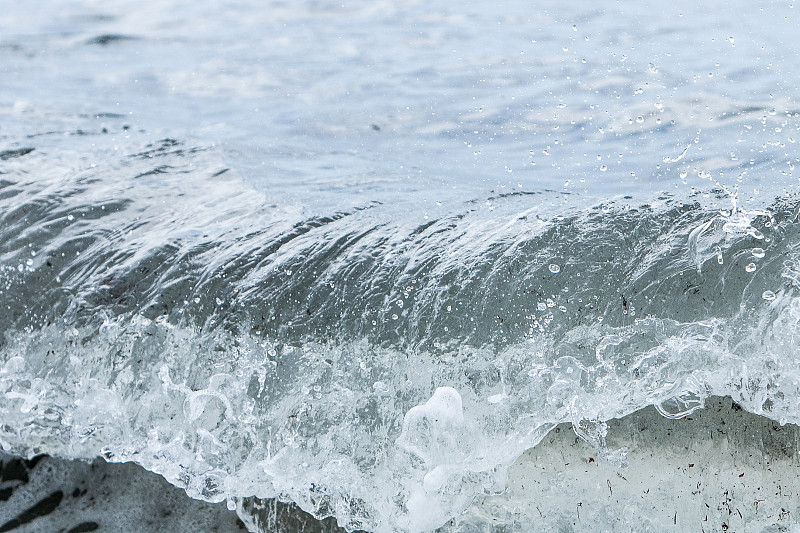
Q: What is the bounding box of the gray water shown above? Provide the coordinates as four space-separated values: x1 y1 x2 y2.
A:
2 1 800 532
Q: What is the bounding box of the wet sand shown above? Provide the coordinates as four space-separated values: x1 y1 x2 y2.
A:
446 396 800 532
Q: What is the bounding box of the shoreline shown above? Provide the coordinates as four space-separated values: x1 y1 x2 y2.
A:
3 396 799 532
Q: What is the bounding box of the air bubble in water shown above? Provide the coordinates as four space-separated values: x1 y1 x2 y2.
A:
549 264 561 273
763 290 776 301
751 248 765 258
745 263 756 273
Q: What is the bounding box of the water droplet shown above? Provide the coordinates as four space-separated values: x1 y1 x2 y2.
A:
600 165 608 172
762 290 776 301
67 214 74 221
537 302 547 311
752 247 765 258
391 313 399 320
549 264 561 273
635 116 644 124
745 263 756 273
396 299 404 308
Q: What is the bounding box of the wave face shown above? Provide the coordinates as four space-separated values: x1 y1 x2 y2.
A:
2 126 800 531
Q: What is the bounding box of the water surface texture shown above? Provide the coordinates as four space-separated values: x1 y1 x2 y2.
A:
2 1 800 532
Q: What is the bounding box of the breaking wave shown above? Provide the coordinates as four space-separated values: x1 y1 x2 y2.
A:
2 136 800 532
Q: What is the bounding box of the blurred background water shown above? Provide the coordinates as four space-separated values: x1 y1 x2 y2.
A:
4 0 800 207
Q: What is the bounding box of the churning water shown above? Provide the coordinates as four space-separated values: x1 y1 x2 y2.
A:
3 1 800 531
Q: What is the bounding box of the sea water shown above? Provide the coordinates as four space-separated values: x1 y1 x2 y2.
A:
2 1 800 532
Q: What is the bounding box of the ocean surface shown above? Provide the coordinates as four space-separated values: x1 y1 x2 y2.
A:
2 1 800 531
